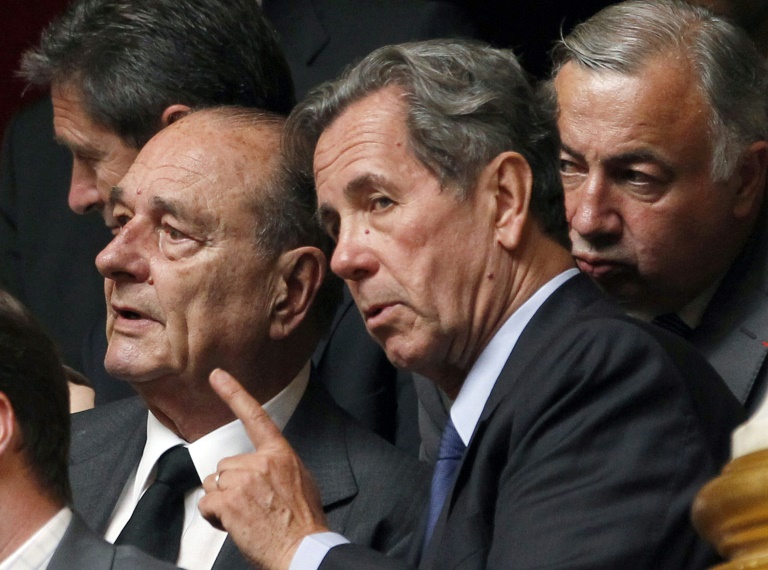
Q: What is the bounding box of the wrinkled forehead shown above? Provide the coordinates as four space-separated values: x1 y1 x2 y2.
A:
120 116 282 207
314 88 411 188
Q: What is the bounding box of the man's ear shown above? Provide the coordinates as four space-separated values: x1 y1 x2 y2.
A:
0 393 17 458
269 247 326 340
160 104 193 128
484 152 533 250
733 140 768 219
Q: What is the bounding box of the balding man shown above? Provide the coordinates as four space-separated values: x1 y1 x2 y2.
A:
69 108 427 570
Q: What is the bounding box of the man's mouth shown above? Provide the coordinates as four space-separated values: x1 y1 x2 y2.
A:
362 302 399 326
574 255 624 278
116 308 143 320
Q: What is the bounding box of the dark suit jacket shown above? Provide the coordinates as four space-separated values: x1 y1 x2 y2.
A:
690 202 768 413
0 97 112 371
262 0 475 99
69 378 429 568
48 512 178 570
318 274 745 570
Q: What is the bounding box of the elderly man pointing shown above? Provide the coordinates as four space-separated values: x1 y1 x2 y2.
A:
199 40 744 569
68 107 428 570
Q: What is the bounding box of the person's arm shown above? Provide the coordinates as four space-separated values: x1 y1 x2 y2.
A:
199 369 411 570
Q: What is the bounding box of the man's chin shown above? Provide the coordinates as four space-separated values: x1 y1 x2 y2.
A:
588 275 659 314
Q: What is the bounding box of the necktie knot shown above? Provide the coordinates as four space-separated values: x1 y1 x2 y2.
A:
154 445 199 490
652 312 694 340
115 444 200 562
437 418 465 462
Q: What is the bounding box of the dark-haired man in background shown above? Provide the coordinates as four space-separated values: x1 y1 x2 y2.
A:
0 289 177 570
15 0 294 406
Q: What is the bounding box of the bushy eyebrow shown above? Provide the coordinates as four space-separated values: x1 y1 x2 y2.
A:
562 142 668 167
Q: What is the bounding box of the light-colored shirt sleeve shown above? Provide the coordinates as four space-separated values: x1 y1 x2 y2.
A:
289 532 350 570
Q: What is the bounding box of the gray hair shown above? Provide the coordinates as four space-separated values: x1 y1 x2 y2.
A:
20 0 295 148
285 39 568 245
551 0 768 182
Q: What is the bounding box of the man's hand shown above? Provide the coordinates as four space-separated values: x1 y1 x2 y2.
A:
198 368 329 570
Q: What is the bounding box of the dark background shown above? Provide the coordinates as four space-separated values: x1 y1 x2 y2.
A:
1 0 70 140
0 0 618 141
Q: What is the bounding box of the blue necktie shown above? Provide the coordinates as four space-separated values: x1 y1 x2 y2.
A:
423 417 466 549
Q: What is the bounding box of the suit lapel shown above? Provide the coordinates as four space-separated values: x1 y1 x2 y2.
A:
692 205 768 406
283 378 358 508
212 377 359 568
422 275 606 567
69 398 147 533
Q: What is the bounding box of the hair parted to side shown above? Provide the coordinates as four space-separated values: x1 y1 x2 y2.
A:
284 39 568 246
550 0 768 182
20 0 295 148
0 290 70 506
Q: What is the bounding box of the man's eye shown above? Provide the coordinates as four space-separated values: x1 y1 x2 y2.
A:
158 225 202 260
559 158 584 175
164 226 187 241
622 170 654 184
73 152 99 168
370 196 394 211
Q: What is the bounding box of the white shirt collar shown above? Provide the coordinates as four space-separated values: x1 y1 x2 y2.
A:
451 269 579 445
133 362 310 500
0 507 72 570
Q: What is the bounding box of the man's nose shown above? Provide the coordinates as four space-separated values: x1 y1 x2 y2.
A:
330 224 379 282
96 221 151 283
565 173 622 239
68 158 105 216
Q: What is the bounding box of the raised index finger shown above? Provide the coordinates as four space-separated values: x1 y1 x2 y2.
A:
209 368 286 450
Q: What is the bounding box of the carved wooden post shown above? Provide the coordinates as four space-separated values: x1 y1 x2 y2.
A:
693 402 768 568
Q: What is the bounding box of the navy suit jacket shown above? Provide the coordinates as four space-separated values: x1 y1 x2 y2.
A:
69 379 430 568
318 275 745 569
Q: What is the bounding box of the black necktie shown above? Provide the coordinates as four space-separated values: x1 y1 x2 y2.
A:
652 312 694 340
115 445 200 562
423 417 466 550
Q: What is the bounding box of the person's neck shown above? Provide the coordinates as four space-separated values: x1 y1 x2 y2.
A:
0 477 62 562
136 355 311 442
426 232 575 399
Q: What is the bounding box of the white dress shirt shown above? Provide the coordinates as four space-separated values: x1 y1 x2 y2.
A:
291 269 580 569
105 363 310 570
0 508 72 570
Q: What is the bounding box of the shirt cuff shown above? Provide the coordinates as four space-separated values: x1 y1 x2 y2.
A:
289 532 350 570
